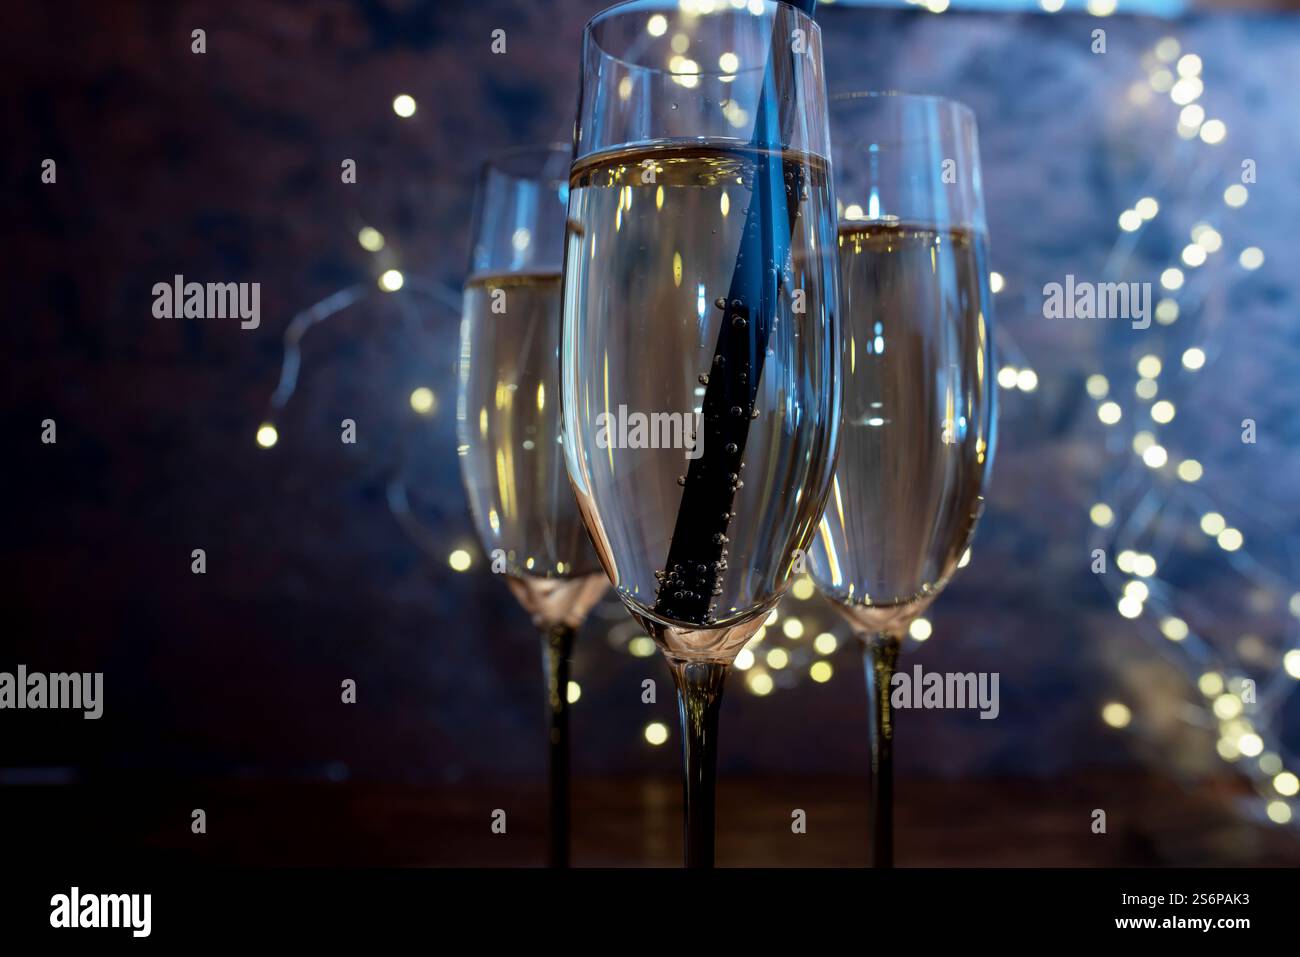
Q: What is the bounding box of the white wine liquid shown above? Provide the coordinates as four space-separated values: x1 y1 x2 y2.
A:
562 143 841 636
458 272 605 626
810 223 994 634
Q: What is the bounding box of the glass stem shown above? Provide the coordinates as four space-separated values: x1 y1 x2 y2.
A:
541 623 575 868
667 658 729 869
862 633 901 868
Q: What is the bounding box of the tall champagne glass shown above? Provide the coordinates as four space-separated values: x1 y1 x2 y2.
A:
458 145 608 867
561 0 840 867
810 92 997 867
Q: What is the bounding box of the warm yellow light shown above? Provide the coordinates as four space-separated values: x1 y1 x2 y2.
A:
1118 209 1142 232
1133 554 1158 578
1155 299 1179 324
1160 268 1184 291
747 671 774 696
909 618 932 642
1274 772 1300 797
1199 119 1226 144
1181 347 1206 371
718 51 740 72
1118 596 1143 619
392 94 417 118
791 577 815 601
1223 184 1248 207
1160 616 1188 641
1198 672 1224 696
647 13 669 36
1133 431 1155 455
358 226 385 251
1151 400 1175 424
448 549 472 572
997 366 1019 390
1016 369 1039 392
989 271 1005 293
1178 104 1205 129
1117 550 1138 573
1200 512 1226 536
379 269 404 292
1284 650 1300 679
1213 694 1243 720
1176 459 1202 482
256 423 279 448
1239 247 1264 270
813 632 837 655
1124 580 1149 602
1086 374 1109 399
1098 401 1122 425
1135 196 1160 219
766 648 789 669
1182 244 1207 268
1135 378 1158 400
1136 355 1162 378
567 681 581 704
734 648 755 670
1142 445 1168 469
409 387 436 415
1217 528 1243 551
1238 733 1264 757
1170 76 1203 106
781 618 804 639
1086 0 1116 16
629 636 656 658
810 661 833 683
1267 801 1293 825
1195 227 1222 253
1154 37 1180 62
1090 503 1115 527
644 722 669 746
1102 702 1131 728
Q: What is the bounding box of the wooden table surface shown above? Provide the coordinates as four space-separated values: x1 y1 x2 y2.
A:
4 770 1297 867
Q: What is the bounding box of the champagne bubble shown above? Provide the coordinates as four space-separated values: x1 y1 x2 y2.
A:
725 443 738 454
698 373 710 385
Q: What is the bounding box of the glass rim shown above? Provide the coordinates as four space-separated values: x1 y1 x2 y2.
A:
480 143 572 182
830 89 977 124
583 0 821 78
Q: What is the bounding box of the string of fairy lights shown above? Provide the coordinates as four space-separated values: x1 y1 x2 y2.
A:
256 13 1298 826
1066 35 1297 829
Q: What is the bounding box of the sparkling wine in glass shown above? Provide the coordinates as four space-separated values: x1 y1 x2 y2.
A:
458 145 607 867
561 0 841 867
810 92 997 866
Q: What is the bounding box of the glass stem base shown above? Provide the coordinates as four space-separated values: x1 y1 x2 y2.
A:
541 623 576 868
862 633 901 868
667 658 729 869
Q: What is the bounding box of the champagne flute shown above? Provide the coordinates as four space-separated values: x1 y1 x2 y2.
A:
809 92 997 867
457 145 608 868
561 0 840 867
